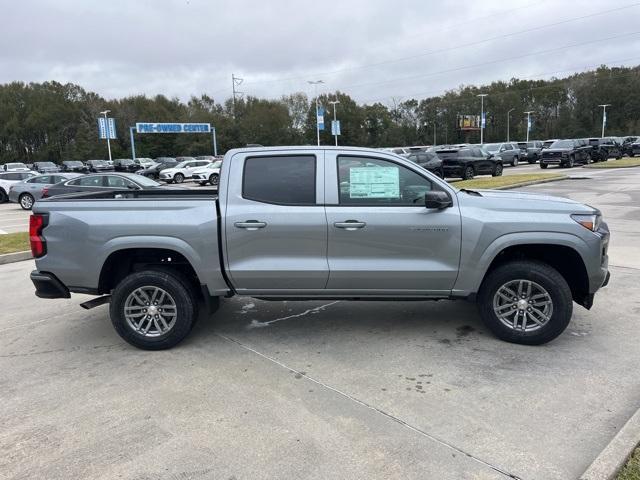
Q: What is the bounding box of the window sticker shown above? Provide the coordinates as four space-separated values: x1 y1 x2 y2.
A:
349 166 400 198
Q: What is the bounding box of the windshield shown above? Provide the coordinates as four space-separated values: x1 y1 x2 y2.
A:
66 161 83 166
132 175 161 186
39 162 56 167
119 159 134 165
550 140 573 148
526 142 536 148
208 161 222 169
91 160 108 166
6 163 27 169
484 144 500 152
174 161 190 168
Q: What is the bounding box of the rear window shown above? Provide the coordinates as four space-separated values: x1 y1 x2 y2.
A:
243 155 316 205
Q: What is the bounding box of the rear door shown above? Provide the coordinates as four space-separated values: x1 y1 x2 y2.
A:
224 151 329 293
324 152 461 295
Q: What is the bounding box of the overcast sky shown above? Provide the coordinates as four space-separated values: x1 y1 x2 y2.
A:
2 0 640 105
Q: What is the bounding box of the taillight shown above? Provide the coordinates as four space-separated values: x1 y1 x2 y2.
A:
29 214 48 258
41 187 49 198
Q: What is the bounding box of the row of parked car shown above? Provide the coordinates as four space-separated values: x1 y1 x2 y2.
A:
0 156 223 210
385 135 639 179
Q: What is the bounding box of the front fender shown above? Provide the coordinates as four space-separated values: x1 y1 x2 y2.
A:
452 231 590 296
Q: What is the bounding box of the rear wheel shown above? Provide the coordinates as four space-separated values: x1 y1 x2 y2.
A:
109 269 198 350
567 155 575 168
0 189 7 204
462 165 475 180
492 163 503 177
173 173 184 184
19 193 34 210
477 260 573 345
585 153 592 165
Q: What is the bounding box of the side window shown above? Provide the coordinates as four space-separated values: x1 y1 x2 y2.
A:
337 156 432 206
504 144 513 150
106 176 137 188
33 176 51 184
70 176 104 187
458 149 471 158
243 155 316 205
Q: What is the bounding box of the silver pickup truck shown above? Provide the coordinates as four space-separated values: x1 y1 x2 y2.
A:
29 146 610 350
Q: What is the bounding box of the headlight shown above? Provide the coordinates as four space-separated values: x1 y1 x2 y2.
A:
571 213 601 232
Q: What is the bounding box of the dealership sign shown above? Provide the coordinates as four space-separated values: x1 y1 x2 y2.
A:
135 122 211 134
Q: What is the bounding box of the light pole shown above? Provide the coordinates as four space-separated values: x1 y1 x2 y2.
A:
506 108 515 142
329 99 340 146
524 111 534 142
477 94 488 144
99 110 112 162
307 80 324 146
598 104 611 138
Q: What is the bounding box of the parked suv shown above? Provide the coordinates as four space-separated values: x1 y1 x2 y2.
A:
61 161 88 173
540 139 592 168
517 141 543 163
482 142 521 166
137 159 178 179
86 160 114 173
32 161 61 174
113 158 139 173
405 151 444 178
159 158 211 184
436 146 503 179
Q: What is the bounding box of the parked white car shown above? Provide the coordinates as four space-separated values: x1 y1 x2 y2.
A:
0 171 37 203
3 162 32 172
191 160 222 186
159 159 211 184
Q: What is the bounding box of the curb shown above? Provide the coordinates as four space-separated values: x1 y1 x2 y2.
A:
583 165 640 169
581 407 640 480
0 251 32 265
493 176 567 190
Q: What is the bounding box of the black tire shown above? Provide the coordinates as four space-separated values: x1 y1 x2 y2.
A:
477 260 573 345
109 269 198 350
567 155 575 168
19 193 34 210
512 156 519 167
492 163 503 177
173 173 184 184
0 189 7 204
540 163 548 169
462 165 475 180
585 153 592 165
209 173 219 186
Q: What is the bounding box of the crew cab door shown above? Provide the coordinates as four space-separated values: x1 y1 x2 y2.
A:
223 151 329 294
324 152 462 295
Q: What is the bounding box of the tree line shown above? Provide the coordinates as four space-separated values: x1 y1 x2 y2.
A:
1 65 639 164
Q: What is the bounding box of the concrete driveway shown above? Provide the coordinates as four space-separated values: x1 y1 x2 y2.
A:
1 168 639 480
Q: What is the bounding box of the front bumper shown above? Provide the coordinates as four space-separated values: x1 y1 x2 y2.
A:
30 271 70 299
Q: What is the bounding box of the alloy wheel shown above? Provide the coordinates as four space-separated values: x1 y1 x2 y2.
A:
492 279 553 332
124 286 177 337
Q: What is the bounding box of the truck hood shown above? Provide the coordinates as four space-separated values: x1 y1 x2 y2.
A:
459 189 597 213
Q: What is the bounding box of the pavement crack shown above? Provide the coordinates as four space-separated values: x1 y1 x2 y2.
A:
247 301 340 329
216 332 522 480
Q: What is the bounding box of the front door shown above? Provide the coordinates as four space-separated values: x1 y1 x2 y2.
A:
324 153 462 295
224 151 328 294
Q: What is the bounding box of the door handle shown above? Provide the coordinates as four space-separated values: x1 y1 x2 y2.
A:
334 220 366 230
235 220 267 230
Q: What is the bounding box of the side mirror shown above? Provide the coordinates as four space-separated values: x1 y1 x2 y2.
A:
424 190 452 209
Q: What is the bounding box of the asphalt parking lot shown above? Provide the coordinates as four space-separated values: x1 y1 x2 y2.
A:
1 167 639 480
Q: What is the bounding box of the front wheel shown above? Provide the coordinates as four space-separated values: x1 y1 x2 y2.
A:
209 173 219 186
540 163 548 169
492 163 503 177
173 173 184 184
462 165 475 180
109 269 198 350
0 189 7 204
19 193 34 210
477 260 573 345
512 156 519 167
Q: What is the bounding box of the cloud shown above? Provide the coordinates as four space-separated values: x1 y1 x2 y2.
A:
1 0 639 105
